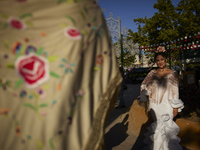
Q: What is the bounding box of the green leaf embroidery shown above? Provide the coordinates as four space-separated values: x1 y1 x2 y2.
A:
81 30 88 35
93 26 97 30
66 0 74 3
70 63 75 66
84 7 88 14
23 103 37 111
2 22 8 29
93 67 100 71
49 138 55 150
37 140 43 150
65 68 69 73
79 11 85 20
32 92 39 99
25 21 34 27
15 51 21 59
21 45 26 54
36 47 44 55
39 103 48 108
50 71 60 78
43 85 49 90
60 23 67 27
15 79 23 89
59 64 64 67
92 17 96 22
6 64 15 69
20 13 32 19
66 16 76 26
48 56 58 62
57 0 67 4
0 14 9 19
4 40 9 49
98 24 102 28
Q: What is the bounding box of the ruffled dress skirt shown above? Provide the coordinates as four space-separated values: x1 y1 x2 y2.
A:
143 97 183 150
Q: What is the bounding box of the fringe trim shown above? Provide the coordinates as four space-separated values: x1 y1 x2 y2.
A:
82 72 122 150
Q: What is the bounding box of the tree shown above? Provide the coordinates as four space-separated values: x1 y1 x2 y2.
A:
127 0 200 67
114 37 137 67
176 0 200 37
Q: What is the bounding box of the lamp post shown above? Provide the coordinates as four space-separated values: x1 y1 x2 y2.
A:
121 34 124 67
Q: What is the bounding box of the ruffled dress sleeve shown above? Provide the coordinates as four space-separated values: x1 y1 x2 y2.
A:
139 70 155 102
168 71 184 112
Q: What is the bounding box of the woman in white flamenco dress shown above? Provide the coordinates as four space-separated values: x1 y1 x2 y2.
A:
140 46 184 150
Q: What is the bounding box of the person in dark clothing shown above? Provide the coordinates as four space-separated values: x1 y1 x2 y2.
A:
196 67 200 89
115 67 126 108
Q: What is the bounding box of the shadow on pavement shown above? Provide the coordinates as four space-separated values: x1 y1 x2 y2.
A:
105 114 129 150
131 111 154 150
105 107 130 127
106 84 140 128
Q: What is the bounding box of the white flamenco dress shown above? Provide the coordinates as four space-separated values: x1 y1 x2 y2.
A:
140 70 184 150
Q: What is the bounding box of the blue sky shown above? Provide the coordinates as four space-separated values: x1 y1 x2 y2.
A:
98 0 181 33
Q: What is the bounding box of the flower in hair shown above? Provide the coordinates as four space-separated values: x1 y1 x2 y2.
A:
156 46 166 53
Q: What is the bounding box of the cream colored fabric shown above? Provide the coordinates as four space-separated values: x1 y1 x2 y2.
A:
0 0 122 150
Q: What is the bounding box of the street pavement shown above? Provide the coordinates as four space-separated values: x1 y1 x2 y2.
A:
105 83 142 150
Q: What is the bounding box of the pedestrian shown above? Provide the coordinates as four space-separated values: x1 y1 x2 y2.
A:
115 66 126 108
139 46 184 149
0 0 122 150
195 66 200 89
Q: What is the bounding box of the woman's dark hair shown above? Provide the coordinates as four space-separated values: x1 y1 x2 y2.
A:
154 51 168 62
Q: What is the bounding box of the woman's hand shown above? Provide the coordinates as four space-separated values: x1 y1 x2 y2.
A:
173 108 178 118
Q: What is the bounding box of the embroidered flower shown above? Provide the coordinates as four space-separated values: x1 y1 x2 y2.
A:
0 79 10 90
16 126 20 136
20 90 27 97
96 54 103 65
12 42 22 54
64 27 81 40
41 52 48 58
24 38 29 42
35 87 46 99
41 112 47 116
15 53 49 88
29 95 33 99
8 17 26 30
60 58 75 73
0 108 10 115
27 135 31 139
52 100 57 104
25 45 37 55
68 117 72 124
93 24 103 36
76 90 84 98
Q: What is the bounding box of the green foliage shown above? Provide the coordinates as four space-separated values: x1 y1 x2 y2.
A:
127 0 200 66
116 47 136 67
176 0 200 37
114 38 137 67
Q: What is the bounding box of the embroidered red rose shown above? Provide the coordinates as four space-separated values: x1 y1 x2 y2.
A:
64 27 81 40
8 17 26 30
96 54 103 65
15 53 49 88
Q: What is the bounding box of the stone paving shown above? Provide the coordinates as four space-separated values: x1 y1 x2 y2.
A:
105 84 143 150
104 84 192 150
